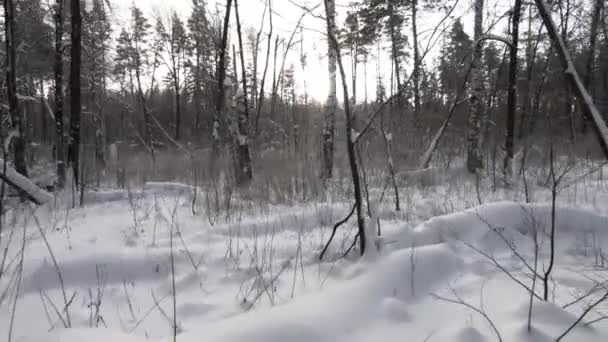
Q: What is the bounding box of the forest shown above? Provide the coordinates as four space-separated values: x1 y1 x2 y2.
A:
1 0 608 341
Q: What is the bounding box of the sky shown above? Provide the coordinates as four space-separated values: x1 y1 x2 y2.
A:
108 0 511 104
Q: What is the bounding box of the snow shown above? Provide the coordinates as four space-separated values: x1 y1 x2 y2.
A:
3 171 608 342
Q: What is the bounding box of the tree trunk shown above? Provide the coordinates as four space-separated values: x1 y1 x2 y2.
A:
582 0 603 134
321 0 337 180
559 0 576 142
213 0 233 159
255 0 273 134
270 37 280 119
233 0 253 185
467 0 485 173
503 0 521 186
411 0 421 123
518 4 542 140
175 84 181 141
194 49 202 137
4 0 26 180
69 0 82 187
324 0 366 255
388 3 402 101
54 0 66 188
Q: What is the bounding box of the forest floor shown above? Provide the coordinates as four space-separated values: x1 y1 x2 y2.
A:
2 164 608 342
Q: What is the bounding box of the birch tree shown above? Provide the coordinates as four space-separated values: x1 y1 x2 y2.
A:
321 0 337 180
466 0 484 173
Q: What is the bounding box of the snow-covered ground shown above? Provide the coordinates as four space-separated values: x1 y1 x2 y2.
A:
2 167 608 342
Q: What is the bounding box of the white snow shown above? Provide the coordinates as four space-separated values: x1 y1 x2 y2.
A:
3 170 608 342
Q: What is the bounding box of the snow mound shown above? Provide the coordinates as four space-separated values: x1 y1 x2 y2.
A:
390 201 608 253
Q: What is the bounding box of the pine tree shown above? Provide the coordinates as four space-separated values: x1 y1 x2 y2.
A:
130 5 154 154
187 0 213 137
438 19 472 101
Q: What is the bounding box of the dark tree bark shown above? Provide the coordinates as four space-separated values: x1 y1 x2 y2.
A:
212 0 233 158
4 0 27 179
69 0 82 186
54 0 66 188
503 0 522 185
233 0 253 185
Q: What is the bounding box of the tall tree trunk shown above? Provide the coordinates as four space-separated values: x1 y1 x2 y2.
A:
212 0 233 158
4 0 26 179
324 0 366 255
251 5 267 110
270 37 280 119
467 0 485 173
194 49 202 137
559 0 576 142
411 0 421 123
255 0 273 134
54 0 66 188
388 3 402 101
233 0 253 185
534 0 608 157
321 0 337 180
503 0 522 186
351 46 357 107
174 79 181 141
364 55 369 106
134 64 153 159
518 4 542 140
69 0 82 187
582 0 604 134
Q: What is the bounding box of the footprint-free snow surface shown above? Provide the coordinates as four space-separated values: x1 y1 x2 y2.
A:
3 186 608 342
